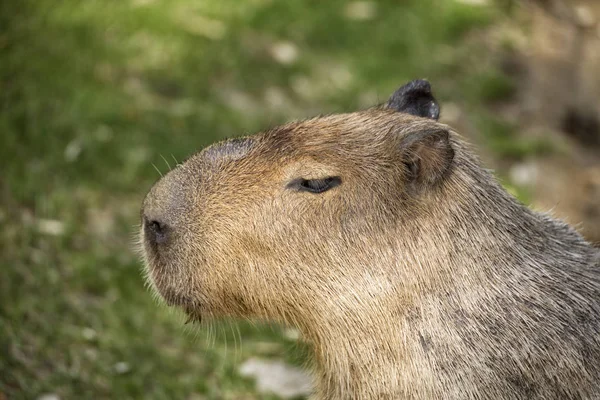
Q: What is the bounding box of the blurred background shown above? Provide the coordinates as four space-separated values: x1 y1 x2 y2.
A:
1 0 599 399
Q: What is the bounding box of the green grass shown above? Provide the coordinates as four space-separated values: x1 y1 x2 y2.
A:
0 0 526 398
476 114 557 160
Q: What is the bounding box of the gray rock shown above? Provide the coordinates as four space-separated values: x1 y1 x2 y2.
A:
239 358 313 399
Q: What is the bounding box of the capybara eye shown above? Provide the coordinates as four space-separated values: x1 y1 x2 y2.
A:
288 176 342 194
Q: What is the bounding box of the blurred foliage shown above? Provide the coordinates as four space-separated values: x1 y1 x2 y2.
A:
0 0 532 398
477 115 557 160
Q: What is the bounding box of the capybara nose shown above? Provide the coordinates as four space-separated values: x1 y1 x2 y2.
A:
144 216 169 245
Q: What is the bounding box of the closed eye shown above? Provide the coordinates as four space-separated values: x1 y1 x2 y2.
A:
287 176 342 194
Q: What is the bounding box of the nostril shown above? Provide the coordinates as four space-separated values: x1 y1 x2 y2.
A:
149 219 164 233
145 217 169 244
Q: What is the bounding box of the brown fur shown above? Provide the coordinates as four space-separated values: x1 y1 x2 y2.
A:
141 106 600 399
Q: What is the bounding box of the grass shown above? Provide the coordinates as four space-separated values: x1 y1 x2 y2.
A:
0 0 532 398
476 114 557 160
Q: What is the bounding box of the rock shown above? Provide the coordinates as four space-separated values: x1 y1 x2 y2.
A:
509 161 538 187
343 1 377 21
37 394 60 400
113 361 131 375
454 0 489 5
239 358 312 399
284 327 301 341
36 219 65 236
64 139 82 162
269 41 299 65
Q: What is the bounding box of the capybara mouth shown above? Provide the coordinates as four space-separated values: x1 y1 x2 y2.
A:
161 290 203 324
183 306 203 325
156 286 195 309
141 245 204 324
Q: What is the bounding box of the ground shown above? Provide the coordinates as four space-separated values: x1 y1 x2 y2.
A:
1 0 593 399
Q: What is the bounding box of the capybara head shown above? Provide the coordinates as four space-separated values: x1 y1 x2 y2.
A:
141 79 600 399
141 80 456 327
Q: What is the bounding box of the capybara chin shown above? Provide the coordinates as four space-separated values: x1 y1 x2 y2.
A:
140 79 600 399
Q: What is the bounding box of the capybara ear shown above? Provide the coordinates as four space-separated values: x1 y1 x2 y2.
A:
386 80 440 120
401 129 454 188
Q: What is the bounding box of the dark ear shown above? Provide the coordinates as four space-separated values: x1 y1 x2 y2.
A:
401 130 454 188
386 80 440 120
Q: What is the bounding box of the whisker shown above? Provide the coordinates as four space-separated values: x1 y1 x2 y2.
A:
234 321 242 362
222 322 227 358
229 321 239 362
151 163 163 177
160 154 172 171
206 318 215 349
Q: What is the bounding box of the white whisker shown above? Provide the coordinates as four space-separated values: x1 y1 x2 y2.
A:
151 163 163 177
160 154 172 171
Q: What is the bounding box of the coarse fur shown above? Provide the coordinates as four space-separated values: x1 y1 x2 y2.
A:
140 81 600 399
